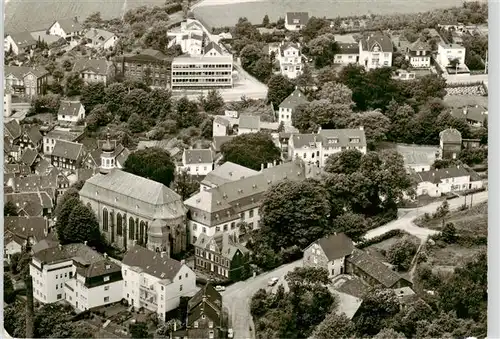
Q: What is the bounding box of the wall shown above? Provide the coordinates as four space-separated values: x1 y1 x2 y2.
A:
212 121 228 137
334 53 359 65
303 243 329 271
161 265 197 317
416 174 476 197
237 127 259 135
49 22 66 38
182 162 213 176
5 241 22 262
278 106 293 125
30 258 73 304
409 55 431 68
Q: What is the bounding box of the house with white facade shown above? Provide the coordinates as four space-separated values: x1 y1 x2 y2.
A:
168 19 206 56
284 12 309 31
303 233 355 278
48 18 83 40
237 115 260 135
213 116 230 137
43 127 84 155
411 166 483 197
437 42 466 69
334 43 359 65
4 216 50 263
64 256 123 312
121 245 197 321
72 58 114 86
57 100 85 124
288 127 367 168
276 42 303 79
405 39 431 68
278 88 308 126
200 162 259 191
84 29 118 50
359 33 393 70
181 149 215 176
4 32 37 55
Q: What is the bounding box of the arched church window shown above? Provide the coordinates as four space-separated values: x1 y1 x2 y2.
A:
140 221 146 244
103 208 108 231
117 214 123 236
129 217 135 240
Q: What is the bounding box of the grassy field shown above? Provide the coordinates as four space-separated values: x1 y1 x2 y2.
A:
443 95 489 108
193 0 464 29
5 0 166 33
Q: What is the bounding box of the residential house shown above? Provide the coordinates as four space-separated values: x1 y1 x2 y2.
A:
48 18 83 40
43 127 84 155
4 65 49 97
462 138 481 150
29 243 107 304
212 116 230 137
4 191 53 217
194 233 250 281
288 127 367 168
82 140 130 171
121 245 197 321
276 42 303 79
437 42 466 69
278 88 308 126
4 32 37 55
346 248 413 289
4 164 32 178
72 58 114 85
200 162 259 191
57 100 85 124
114 49 172 88
172 284 225 339
359 33 393 70
64 255 123 312
7 168 71 201
450 106 487 127
50 140 85 171
211 136 236 154
4 137 20 163
168 19 205 55
183 160 306 243
17 125 43 152
20 148 42 173
4 120 22 145
406 39 431 68
84 29 118 50
410 165 483 197
237 115 260 135
303 233 355 278
439 128 462 160
4 216 50 262
181 149 215 176
401 151 432 173
284 12 309 31
334 43 360 65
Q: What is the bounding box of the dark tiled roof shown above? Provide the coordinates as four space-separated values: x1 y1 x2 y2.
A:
4 120 22 140
361 33 393 53
188 284 222 311
76 259 122 278
53 18 82 34
439 128 462 143
412 166 480 184
336 276 370 299
450 106 487 124
212 136 236 152
408 38 431 52
347 248 406 288
32 239 59 253
279 88 308 109
35 158 53 175
338 43 359 55
203 41 223 56
52 140 84 161
122 245 183 280
238 115 260 130
4 216 48 242
20 148 39 167
195 233 249 260
188 301 221 327
72 58 110 75
7 31 36 48
25 125 43 144
4 65 48 79
34 243 104 265
58 101 83 117
313 233 354 261
184 149 214 164
4 192 53 216
285 12 309 26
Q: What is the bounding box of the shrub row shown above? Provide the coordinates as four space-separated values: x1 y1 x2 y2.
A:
356 229 404 249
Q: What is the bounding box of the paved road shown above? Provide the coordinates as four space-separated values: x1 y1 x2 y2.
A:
222 190 488 339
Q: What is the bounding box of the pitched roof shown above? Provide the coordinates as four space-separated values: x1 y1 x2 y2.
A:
53 18 82 34
7 31 36 48
201 162 259 187
58 101 83 117
409 38 431 52
285 12 309 26
347 248 407 288
52 140 84 161
214 116 230 127
203 41 223 56
338 42 359 55
4 192 53 217
450 106 487 124
411 166 480 184
20 148 39 167
4 65 48 79
32 238 59 253
184 149 214 165
279 88 308 109
188 284 222 311
34 243 104 265
122 245 183 280
4 216 48 242
24 125 43 144
311 233 354 261
76 259 122 278
72 58 110 75
4 120 22 139
238 115 260 130
361 33 393 53
212 136 236 152
84 29 116 42
195 233 249 260
439 128 462 143
291 128 367 149
4 164 31 175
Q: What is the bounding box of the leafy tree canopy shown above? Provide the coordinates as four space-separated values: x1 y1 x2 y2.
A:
124 147 176 187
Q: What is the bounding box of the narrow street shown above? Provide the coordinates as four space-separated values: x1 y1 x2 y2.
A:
222 190 488 339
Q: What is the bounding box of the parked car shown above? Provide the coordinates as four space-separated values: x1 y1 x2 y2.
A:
267 277 279 286
215 285 225 292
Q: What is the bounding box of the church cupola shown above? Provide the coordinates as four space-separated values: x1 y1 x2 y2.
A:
100 134 116 174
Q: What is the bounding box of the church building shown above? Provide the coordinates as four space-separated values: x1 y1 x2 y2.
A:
79 139 188 256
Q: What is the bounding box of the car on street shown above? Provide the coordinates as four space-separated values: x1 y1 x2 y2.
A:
267 277 279 286
215 285 225 292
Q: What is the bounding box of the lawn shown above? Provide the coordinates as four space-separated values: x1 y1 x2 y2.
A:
443 95 488 108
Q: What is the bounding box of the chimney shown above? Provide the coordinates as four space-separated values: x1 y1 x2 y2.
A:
359 126 364 130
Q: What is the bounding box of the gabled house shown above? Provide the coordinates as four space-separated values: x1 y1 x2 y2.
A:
72 58 114 85
43 127 84 155
4 65 49 97
203 41 223 57
406 38 431 68
437 42 466 69
4 216 50 262
359 33 393 70
237 115 260 135
212 116 230 137
4 191 53 217
48 18 83 40
181 149 215 176
57 100 85 124
170 32 204 56
277 42 303 79
439 128 462 160
4 32 37 55
278 88 308 126
450 106 487 127
303 233 355 278
50 140 85 171
4 119 22 142
81 140 130 170
20 148 42 173
334 43 360 65
84 29 118 50
18 125 43 152
285 12 309 31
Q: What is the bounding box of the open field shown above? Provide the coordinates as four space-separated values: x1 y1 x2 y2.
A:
378 142 439 168
193 0 464 30
5 0 166 33
443 94 488 108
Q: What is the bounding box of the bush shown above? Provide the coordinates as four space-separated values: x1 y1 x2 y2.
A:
441 222 457 244
386 237 418 271
357 230 403 249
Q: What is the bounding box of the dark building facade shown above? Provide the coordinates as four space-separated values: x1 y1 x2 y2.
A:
114 49 172 88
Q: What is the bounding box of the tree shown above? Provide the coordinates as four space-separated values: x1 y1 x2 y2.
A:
266 74 295 105
373 328 407 339
85 104 113 132
172 169 199 200
390 299 434 337
200 117 214 139
55 187 80 216
64 72 84 96
55 197 80 243
202 89 225 114
80 82 106 112
124 147 176 187
130 322 149 338
119 88 150 121
312 312 356 339
145 88 172 120
260 179 331 249
441 222 457 244
355 288 400 336
448 57 460 69
292 99 349 133
332 212 368 241
386 236 418 271
317 82 354 106
143 22 170 52
325 149 363 175
220 132 281 170
175 96 202 128
348 110 390 146
459 147 487 166
295 63 315 88
4 201 18 216
65 203 102 245
105 82 127 112
128 113 146 133
4 273 16 303
308 33 339 68
262 14 270 27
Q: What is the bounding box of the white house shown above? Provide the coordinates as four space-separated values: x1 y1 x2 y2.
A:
203 41 223 57
200 161 259 191
406 39 431 68
303 233 355 278
4 32 37 55
181 149 215 176
30 243 107 305
288 127 367 168
334 43 360 65
84 29 118 50
411 166 483 197
437 42 466 69
278 88 308 126
48 18 83 40
213 116 230 137
277 42 303 79
57 101 85 124
4 216 50 263
237 115 260 135
284 12 309 31
64 257 123 312
43 127 83 155
121 246 197 321
359 33 393 70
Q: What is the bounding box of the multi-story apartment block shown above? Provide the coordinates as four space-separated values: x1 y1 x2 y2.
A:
183 161 306 244
114 49 172 88
359 33 393 70
122 245 197 321
405 39 431 68
288 127 367 167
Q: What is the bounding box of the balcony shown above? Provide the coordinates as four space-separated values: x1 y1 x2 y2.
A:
139 293 158 307
139 284 157 293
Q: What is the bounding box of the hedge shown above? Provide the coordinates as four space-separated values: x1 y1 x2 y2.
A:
356 229 404 249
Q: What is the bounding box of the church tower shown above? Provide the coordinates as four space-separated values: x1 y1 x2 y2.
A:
100 134 116 174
